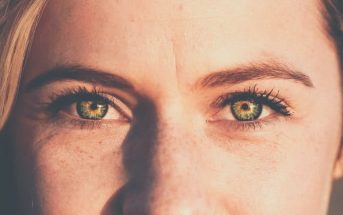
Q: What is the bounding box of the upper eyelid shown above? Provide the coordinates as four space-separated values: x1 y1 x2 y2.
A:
213 88 288 106
49 87 125 104
41 83 138 108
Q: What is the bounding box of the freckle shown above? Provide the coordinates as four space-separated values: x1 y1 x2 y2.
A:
75 146 87 154
112 150 121 155
178 4 183 11
129 16 135 23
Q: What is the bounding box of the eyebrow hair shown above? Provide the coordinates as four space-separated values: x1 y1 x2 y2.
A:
24 65 134 92
25 61 314 93
198 62 314 88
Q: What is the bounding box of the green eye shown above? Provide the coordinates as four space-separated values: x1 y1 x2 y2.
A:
231 100 262 121
76 100 109 120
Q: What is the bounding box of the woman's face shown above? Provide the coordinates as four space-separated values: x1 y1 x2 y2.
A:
8 0 343 214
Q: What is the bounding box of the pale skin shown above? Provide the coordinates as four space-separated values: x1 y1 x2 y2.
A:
6 0 343 214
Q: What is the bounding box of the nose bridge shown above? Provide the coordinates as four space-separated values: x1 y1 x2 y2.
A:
151 119 197 185
152 95 197 178
122 130 211 215
120 103 219 214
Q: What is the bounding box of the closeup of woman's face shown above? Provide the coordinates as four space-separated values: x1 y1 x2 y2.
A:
7 0 343 214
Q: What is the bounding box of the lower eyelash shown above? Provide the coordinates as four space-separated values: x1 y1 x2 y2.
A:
230 120 264 131
210 112 286 133
52 117 104 129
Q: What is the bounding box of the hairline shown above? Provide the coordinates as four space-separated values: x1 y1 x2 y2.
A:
322 0 343 69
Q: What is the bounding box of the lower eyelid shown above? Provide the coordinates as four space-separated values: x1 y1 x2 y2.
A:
206 119 264 132
49 111 130 130
207 115 280 133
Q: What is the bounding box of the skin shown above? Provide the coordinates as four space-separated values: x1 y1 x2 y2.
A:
6 0 343 214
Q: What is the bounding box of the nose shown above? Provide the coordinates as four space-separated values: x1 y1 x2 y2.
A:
118 115 224 215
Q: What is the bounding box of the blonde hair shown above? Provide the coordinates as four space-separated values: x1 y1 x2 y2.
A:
0 0 46 130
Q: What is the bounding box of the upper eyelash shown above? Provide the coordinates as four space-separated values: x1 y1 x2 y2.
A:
213 85 292 116
45 86 113 114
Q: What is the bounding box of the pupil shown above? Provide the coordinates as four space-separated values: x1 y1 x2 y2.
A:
90 102 98 110
241 103 250 111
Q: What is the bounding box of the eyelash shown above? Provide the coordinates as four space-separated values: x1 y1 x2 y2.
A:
212 85 292 130
44 85 291 131
45 87 128 129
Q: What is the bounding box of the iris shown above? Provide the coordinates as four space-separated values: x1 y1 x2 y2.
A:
231 99 262 121
76 100 108 120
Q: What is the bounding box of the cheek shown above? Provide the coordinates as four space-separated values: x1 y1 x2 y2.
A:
202 119 340 214
35 138 125 214
9 117 130 214
266 130 336 214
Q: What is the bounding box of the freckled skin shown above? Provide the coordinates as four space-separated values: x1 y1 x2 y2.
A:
7 0 343 214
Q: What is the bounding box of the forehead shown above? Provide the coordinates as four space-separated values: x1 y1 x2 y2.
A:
25 0 337 89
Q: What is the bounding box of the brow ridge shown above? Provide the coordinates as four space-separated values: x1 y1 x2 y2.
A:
199 62 314 88
25 62 314 93
24 65 134 91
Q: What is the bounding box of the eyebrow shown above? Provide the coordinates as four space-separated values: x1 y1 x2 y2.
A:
198 62 314 88
25 61 314 92
24 65 134 92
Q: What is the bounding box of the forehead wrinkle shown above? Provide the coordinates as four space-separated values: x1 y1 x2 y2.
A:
171 38 180 92
171 22 191 93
